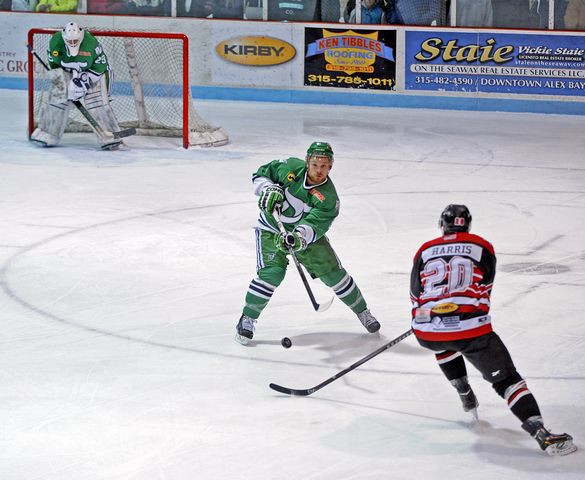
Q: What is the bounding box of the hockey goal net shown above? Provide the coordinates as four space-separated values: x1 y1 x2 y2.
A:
28 28 229 148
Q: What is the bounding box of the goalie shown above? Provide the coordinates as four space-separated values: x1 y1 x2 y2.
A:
30 22 123 150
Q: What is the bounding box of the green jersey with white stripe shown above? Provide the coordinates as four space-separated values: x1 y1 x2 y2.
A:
253 157 340 244
48 30 109 76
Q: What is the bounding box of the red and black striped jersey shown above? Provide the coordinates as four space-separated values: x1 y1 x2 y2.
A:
410 232 496 342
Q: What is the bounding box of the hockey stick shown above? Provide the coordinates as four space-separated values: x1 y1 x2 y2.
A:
269 328 413 396
273 207 334 313
28 46 136 141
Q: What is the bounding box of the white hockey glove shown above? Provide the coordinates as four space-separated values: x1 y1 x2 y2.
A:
258 185 284 214
67 72 92 101
275 230 307 253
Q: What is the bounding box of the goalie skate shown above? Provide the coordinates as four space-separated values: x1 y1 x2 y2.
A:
100 139 123 151
30 128 61 147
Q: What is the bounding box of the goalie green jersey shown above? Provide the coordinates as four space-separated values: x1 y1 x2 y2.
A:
253 157 340 244
47 30 109 76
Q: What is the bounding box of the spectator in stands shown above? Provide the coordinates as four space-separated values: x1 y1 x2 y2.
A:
343 0 352 21
344 0 386 22
455 0 493 27
492 0 542 28
267 0 320 21
244 0 263 19
178 0 211 17
349 0 386 23
564 0 585 29
87 0 129 14
554 0 569 28
179 0 242 18
126 0 171 16
35 0 78 12
12 0 38 11
386 0 447 26
533 0 550 28
321 0 344 22
212 0 244 18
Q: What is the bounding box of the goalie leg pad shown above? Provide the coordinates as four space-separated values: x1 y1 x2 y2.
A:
32 101 73 146
31 69 74 146
84 74 123 146
48 68 70 105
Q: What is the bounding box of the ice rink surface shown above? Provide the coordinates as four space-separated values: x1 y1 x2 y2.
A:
1 88 584 479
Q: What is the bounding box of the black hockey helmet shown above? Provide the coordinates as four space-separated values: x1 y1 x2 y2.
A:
439 204 472 234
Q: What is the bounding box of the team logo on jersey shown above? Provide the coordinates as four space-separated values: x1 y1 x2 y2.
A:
52 50 59 57
282 189 312 223
79 51 91 57
287 172 296 182
431 303 458 314
310 188 325 202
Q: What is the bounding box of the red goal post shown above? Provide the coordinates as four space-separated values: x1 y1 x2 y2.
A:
28 28 228 148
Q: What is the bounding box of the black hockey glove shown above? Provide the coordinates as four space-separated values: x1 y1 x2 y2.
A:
275 230 307 253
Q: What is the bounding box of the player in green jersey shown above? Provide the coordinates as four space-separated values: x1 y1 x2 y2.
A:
235 141 381 345
30 22 122 149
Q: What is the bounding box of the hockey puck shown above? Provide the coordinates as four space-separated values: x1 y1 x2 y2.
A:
281 337 292 349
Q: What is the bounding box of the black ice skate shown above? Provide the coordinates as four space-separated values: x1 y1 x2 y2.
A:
235 314 256 345
522 416 577 456
357 309 381 333
451 377 479 419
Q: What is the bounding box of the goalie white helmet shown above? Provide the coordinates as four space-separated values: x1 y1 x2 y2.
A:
62 22 84 56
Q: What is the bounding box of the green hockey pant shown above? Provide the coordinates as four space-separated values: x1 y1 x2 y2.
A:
242 229 367 319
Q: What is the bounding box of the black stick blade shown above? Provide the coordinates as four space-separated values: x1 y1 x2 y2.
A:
269 383 315 396
114 127 136 139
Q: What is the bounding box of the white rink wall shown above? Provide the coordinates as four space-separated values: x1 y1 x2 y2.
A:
1 11 584 114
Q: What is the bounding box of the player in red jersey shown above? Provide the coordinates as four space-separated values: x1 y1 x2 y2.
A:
409 204 576 456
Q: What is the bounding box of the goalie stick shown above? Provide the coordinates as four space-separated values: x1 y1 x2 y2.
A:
28 46 136 142
269 328 413 396
273 207 334 313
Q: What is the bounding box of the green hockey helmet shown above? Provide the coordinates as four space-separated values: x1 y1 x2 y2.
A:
306 141 334 163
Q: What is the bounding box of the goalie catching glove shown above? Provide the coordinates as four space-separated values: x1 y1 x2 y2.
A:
258 185 284 214
275 230 307 253
67 72 93 101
